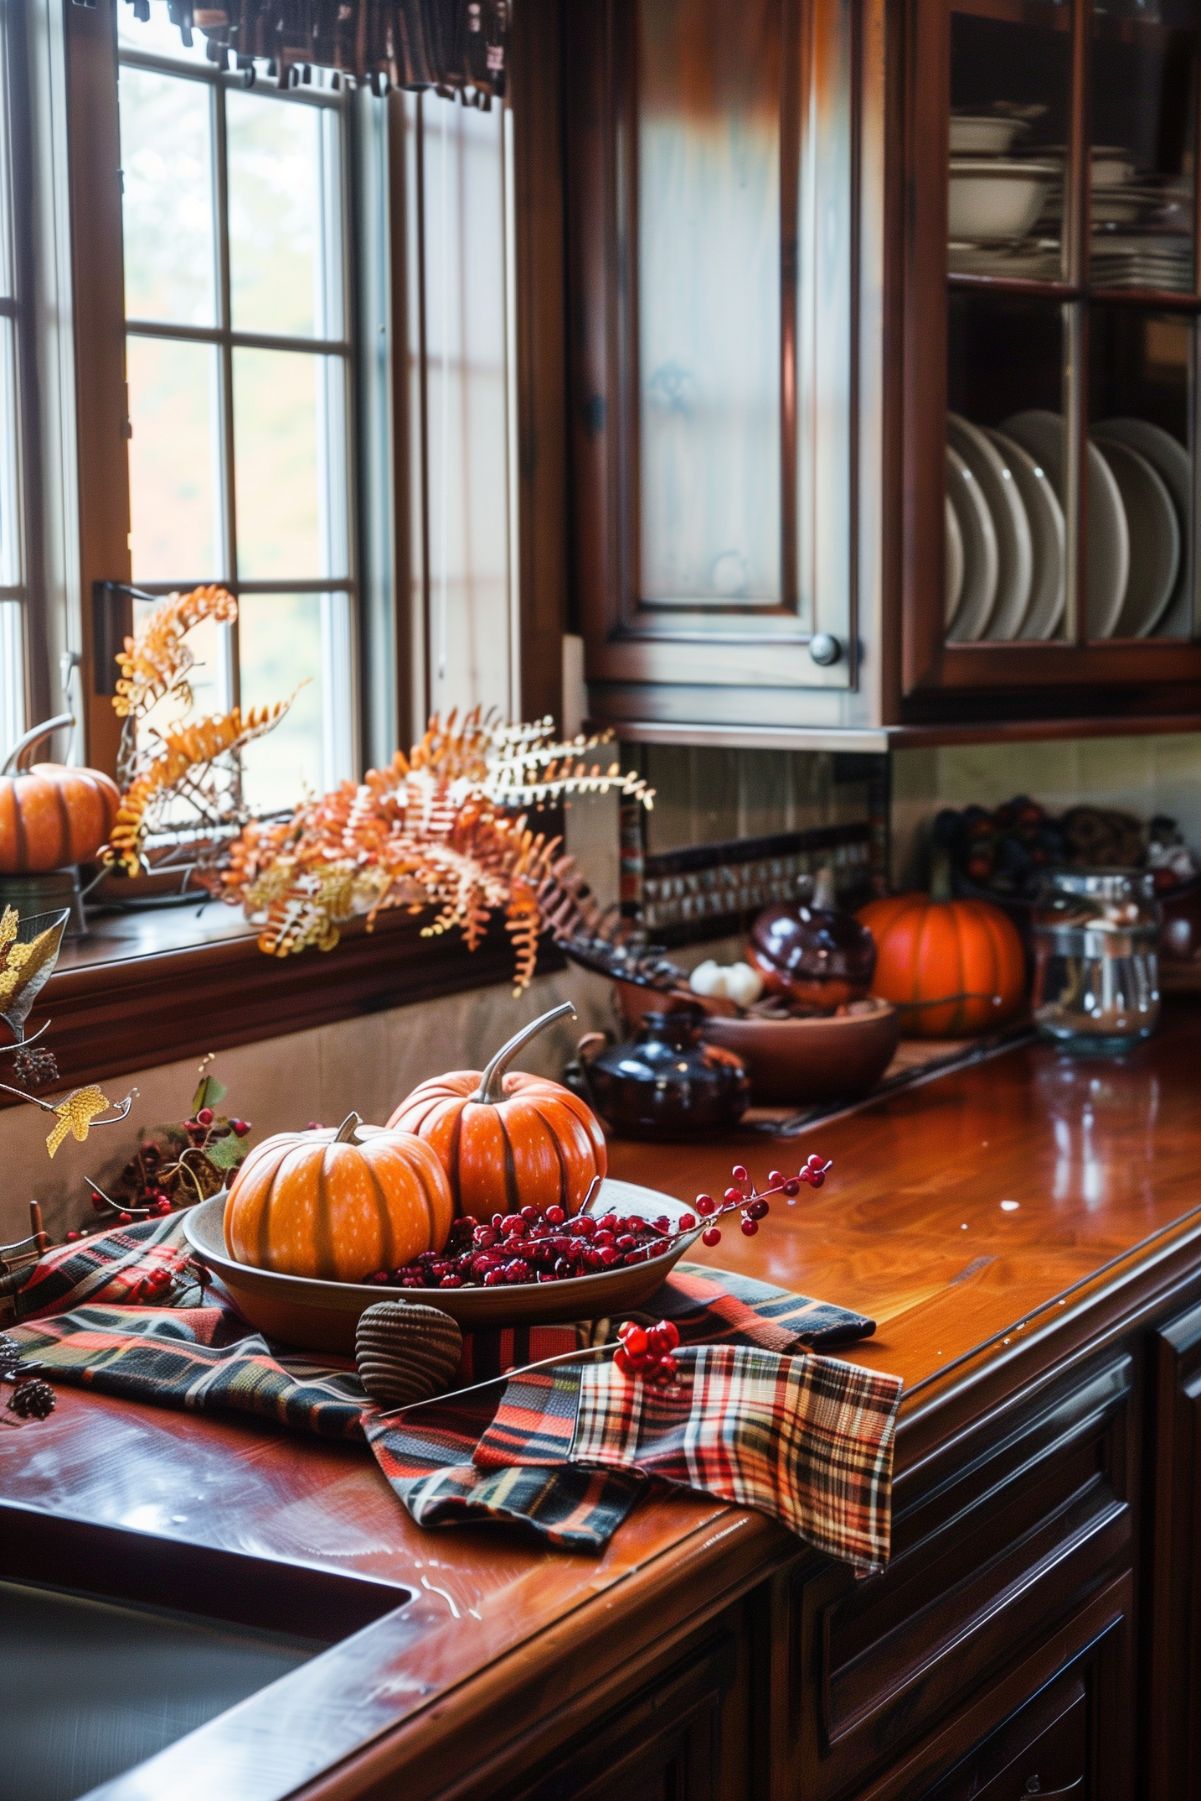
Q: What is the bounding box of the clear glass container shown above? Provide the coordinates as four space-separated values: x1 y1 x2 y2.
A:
1031 867 1161 1052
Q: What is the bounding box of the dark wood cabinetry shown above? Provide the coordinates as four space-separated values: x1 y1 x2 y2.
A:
565 0 1201 740
1144 1298 1201 1801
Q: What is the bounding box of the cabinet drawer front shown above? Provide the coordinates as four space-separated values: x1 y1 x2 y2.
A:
790 1352 1134 1797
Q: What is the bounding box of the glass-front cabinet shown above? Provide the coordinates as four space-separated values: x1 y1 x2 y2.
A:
901 0 1201 719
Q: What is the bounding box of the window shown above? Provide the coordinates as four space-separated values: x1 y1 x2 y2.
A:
115 14 358 811
0 0 39 754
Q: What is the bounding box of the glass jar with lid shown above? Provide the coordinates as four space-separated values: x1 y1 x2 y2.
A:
1031 868 1161 1053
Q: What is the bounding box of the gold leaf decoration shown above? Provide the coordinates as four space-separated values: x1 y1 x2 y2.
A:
46 1086 113 1158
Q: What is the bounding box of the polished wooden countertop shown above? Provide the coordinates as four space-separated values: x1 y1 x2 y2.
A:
5 1005 1201 1799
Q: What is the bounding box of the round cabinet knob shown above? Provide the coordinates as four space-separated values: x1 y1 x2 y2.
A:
809 633 842 667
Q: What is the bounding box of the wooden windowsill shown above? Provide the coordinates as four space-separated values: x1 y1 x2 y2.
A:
9 902 561 1107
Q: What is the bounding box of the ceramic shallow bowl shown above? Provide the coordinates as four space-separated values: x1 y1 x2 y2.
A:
700 998 900 1107
183 1182 703 1353
948 160 1056 243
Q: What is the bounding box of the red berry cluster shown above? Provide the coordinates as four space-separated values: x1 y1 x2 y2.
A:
366 1200 685 1291
692 1154 831 1249
66 1109 253 1242
363 1154 831 1292
615 1317 680 1385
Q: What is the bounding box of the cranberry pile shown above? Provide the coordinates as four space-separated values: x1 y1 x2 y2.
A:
364 1154 831 1292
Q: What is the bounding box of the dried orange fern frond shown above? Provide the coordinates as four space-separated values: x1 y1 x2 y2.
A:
214 709 652 989
105 700 295 875
114 584 238 721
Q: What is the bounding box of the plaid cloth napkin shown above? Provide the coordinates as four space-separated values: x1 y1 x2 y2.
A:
11 1215 901 1572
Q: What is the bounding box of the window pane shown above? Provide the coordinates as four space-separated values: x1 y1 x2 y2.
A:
0 7 12 301
0 601 23 752
237 592 334 812
232 348 348 581
127 334 222 581
120 66 216 326
227 92 342 340
0 317 21 588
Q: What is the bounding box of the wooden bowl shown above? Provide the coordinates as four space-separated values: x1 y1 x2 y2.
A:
699 998 900 1107
183 1182 703 1353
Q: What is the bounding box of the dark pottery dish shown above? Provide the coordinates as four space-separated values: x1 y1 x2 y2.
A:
574 1007 751 1138
700 997 900 1107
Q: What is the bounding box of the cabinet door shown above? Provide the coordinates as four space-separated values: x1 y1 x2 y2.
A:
566 0 874 738
505 1629 745 1801
1145 1298 1201 1801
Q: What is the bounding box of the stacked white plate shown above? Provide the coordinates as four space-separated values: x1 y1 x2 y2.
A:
945 409 1190 643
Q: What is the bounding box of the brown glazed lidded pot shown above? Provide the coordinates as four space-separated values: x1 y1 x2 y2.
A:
573 1007 751 1139
747 867 877 1012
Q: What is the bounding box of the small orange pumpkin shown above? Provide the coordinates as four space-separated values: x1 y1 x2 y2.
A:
223 1112 455 1282
857 865 1026 1039
0 715 120 874
388 1002 607 1218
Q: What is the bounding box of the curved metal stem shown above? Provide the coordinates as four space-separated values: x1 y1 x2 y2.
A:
1 714 75 776
472 1000 577 1104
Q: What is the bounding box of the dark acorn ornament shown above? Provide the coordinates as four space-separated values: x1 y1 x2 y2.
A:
355 1300 463 1410
747 867 877 1013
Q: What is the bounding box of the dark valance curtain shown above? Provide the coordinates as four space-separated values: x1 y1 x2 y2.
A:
95 0 508 102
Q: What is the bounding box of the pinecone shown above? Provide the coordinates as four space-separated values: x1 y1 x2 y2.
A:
8 1378 55 1420
11 1044 60 1089
0 1334 21 1373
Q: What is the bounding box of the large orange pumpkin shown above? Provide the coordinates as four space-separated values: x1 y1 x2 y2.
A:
223 1113 455 1282
857 873 1026 1039
388 1002 607 1218
0 716 120 875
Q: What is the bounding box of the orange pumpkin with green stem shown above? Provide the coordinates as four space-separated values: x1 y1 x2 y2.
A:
856 855 1026 1038
0 715 120 874
388 1001 607 1218
223 1112 454 1282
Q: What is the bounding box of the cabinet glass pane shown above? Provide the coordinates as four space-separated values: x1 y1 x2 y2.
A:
1087 307 1193 640
946 294 1069 644
948 4 1071 281
635 0 781 605
227 91 343 340
232 348 348 581
1090 2 1197 295
120 67 216 327
127 334 222 582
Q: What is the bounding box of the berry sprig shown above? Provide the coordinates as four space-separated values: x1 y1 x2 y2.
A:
375 1314 687 1418
691 1154 831 1249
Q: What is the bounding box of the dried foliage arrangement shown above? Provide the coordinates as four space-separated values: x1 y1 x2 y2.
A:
103 584 293 879
212 709 653 991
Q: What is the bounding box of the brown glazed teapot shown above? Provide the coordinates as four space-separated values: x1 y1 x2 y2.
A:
573 1007 751 1139
747 867 876 1012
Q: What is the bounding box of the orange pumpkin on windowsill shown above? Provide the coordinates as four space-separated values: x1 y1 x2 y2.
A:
388 1001 607 1219
857 857 1027 1039
223 1113 455 1283
0 715 120 875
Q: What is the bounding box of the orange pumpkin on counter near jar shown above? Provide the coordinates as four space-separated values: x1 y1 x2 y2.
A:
0 715 120 874
388 1001 607 1218
223 1113 454 1283
857 860 1027 1039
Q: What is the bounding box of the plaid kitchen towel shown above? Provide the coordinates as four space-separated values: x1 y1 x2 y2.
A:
474 1347 901 1574
9 1216 899 1568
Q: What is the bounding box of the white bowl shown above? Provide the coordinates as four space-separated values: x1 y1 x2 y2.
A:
949 114 1030 157
948 160 1057 243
